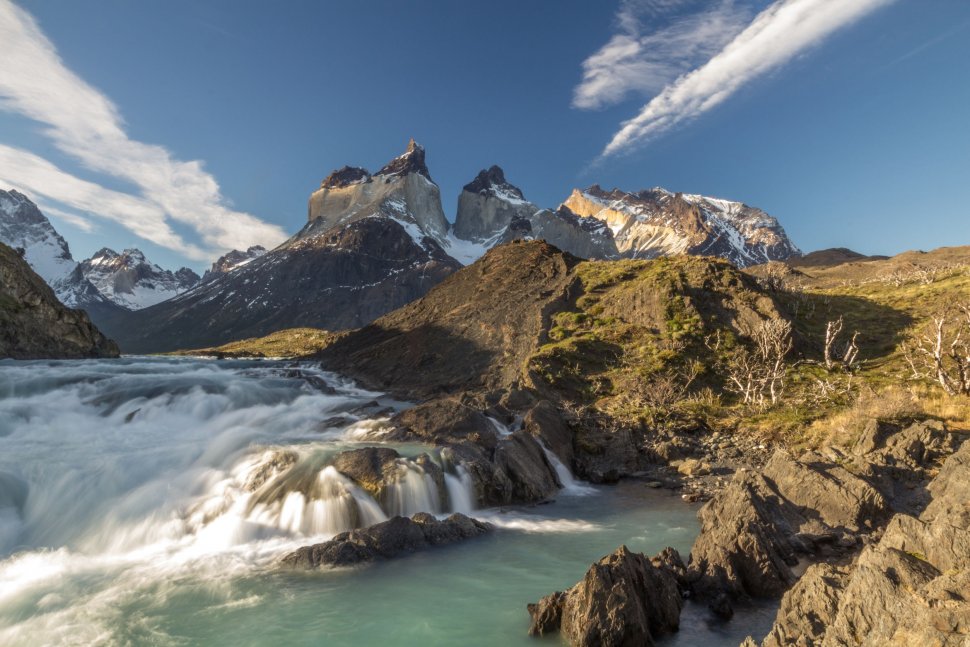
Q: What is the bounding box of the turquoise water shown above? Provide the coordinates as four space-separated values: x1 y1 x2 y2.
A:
0 358 772 645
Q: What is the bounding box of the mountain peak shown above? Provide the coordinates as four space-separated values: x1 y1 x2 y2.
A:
462 165 525 201
375 139 431 180
320 166 371 190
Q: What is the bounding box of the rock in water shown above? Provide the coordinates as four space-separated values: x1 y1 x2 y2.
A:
527 545 685 646
0 242 119 359
279 512 492 568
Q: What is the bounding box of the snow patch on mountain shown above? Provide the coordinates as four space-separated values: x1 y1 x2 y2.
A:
79 248 200 310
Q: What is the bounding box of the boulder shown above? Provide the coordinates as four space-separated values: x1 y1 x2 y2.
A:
390 397 498 449
487 431 561 505
280 512 492 568
527 545 684 646
331 447 402 499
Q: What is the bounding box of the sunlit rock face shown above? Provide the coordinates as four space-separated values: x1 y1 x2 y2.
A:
307 139 450 246
562 185 799 267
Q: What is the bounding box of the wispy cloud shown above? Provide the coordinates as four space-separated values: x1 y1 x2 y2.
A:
0 1 287 259
574 0 755 110
596 0 894 158
34 202 97 233
0 144 209 259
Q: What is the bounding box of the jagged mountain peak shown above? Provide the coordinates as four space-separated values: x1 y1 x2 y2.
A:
79 246 200 310
204 245 268 281
462 165 526 202
375 139 431 180
321 166 371 190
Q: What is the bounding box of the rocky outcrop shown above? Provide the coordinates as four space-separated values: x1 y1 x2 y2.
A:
528 545 685 646
562 185 798 267
0 242 119 359
687 449 889 602
751 437 970 646
279 512 492 568
202 245 267 281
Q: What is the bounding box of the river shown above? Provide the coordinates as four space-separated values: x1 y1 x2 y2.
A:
0 358 773 645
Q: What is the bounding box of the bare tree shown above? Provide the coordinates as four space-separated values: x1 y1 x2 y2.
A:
824 316 861 371
726 317 793 408
904 304 970 396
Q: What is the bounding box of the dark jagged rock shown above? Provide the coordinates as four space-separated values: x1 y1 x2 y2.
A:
462 165 524 199
527 545 685 646
320 166 371 189
523 400 574 467
279 512 492 568
375 138 431 180
0 242 119 359
390 397 499 449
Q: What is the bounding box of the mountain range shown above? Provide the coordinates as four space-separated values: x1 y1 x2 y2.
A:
0 140 800 353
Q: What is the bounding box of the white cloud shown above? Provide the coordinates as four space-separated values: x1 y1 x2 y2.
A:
0 144 209 259
598 0 894 157
34 203 96 233
0 1 287 258
574 0 754 110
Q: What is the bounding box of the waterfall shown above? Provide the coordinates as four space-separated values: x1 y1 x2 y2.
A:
538 441 596 496
385 461 441 517
444 464 476 514
487 417 512 437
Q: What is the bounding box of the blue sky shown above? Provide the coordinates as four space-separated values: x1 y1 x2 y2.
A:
1 0 968 272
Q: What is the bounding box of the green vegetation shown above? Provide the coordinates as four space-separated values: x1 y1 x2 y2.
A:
167 328 337 359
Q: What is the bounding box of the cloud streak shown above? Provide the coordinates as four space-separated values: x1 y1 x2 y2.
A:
574 0 755 110
597 0 894 157
0 0 287 259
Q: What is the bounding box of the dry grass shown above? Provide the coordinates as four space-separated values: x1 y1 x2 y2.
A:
167 328 337 359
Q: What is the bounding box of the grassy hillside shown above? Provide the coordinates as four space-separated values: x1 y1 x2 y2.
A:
167 328 338 359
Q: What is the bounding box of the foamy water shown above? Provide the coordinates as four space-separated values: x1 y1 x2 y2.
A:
0 358 773 646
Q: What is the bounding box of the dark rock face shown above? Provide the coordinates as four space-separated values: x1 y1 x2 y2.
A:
390 397 498 448
331 447 402 500
375 138 431 180
320 166 371 189
523 400 574 467
95 217 460 353
0 242 119 359
462 165 524 199
752 437 970 646
528 545 685 646
279 512 492 568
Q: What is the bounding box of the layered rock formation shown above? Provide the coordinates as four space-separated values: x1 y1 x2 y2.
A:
527 545 687 646
307 139 450 246
280 513 492 568
0 242 119 359
562 185 798 267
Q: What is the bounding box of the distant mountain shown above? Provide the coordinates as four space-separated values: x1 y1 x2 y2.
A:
0 242 119 359
562 185 799 267
787 247 886 268
95 140 461 353
78 247 200 310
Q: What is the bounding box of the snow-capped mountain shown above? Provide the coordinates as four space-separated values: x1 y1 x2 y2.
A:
95 141 461 353
0 189 120 310
78 248 200 310
202 245 267 281
562 185 799 267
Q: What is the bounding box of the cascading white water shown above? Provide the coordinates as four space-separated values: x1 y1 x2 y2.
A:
444 464 476 514
384 461 442 517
